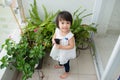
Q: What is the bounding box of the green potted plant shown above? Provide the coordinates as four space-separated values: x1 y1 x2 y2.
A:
0 0 57 80
71 8 97 50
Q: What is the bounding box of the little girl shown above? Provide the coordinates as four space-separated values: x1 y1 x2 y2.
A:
50 11 76 79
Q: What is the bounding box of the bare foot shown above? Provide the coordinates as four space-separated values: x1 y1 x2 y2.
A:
54 65 64 69
60 72 69 79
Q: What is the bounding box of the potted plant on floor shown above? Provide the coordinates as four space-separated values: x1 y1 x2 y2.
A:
71 8 97 50
0 0 58 80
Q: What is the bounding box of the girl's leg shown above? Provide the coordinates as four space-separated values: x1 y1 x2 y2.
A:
60 61 70 79
54 62 64 69
64 60 70 72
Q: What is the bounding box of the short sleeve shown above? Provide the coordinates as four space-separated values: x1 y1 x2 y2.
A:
55 28 59 34
66 32 74 40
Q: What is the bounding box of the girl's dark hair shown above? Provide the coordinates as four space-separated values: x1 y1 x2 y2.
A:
56 11 73 28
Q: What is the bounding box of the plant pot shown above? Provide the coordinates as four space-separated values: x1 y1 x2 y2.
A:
77 38 91 50
77 43 89 50
35 58 43 70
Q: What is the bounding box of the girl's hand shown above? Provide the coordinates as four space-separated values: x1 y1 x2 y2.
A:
52 39 55 45
55 44 62 49
52 33 56 45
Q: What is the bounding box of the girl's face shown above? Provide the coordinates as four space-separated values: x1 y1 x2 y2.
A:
59 20 71 33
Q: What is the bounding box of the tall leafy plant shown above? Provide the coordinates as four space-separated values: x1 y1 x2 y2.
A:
71 8 97 50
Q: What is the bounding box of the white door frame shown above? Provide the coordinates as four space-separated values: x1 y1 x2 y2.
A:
92 0 119 80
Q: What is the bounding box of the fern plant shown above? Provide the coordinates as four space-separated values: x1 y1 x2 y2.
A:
71 8 97 50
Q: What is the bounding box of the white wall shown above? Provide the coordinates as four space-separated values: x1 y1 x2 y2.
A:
92 0 116 34
108 0 120 32
0 6 19 49
22 0 95 24
92 0 120 34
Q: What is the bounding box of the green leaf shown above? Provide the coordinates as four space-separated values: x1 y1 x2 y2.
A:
22 75 27 80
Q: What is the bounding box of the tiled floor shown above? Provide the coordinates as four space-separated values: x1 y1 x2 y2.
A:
22 49 97 80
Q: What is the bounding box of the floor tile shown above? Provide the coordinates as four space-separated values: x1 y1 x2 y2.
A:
77 50 96 75
78 74 97 80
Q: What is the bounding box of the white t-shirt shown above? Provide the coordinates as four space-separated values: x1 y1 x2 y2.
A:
50 28 76 64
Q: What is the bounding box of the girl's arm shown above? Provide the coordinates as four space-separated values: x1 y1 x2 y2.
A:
56 36 75 50
52 33 56 44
